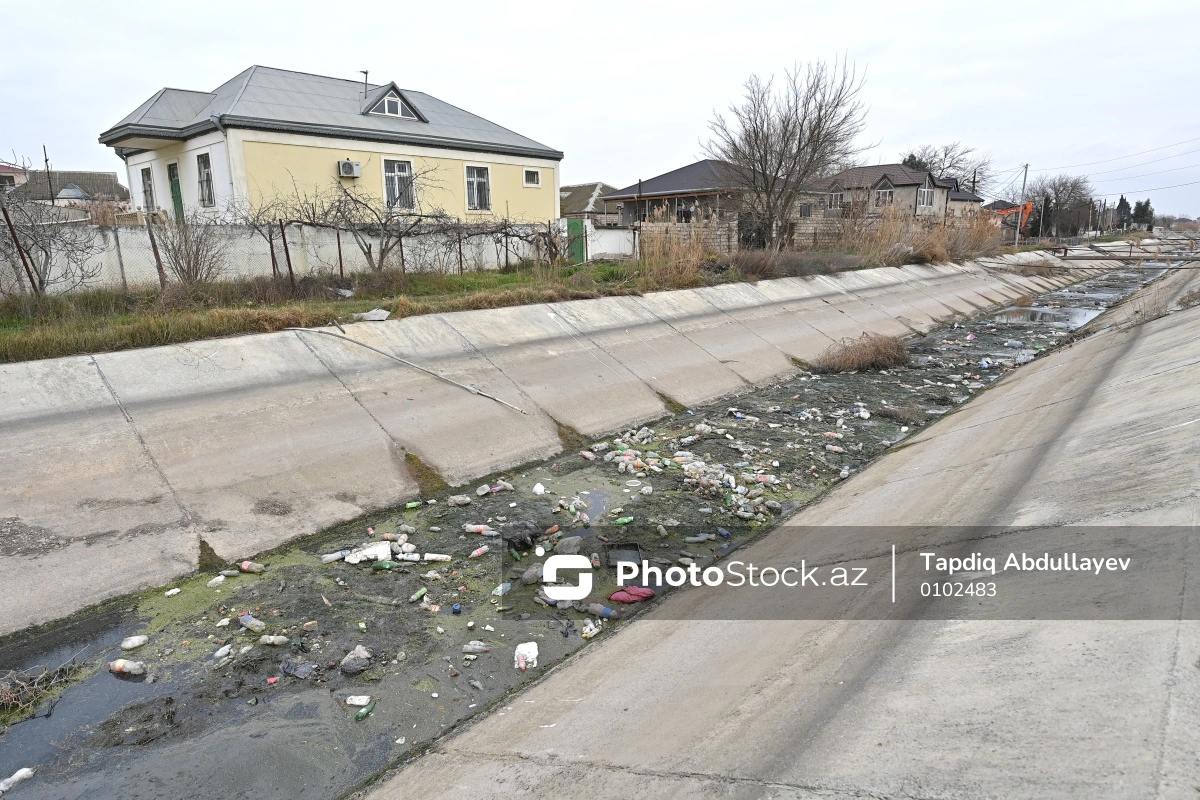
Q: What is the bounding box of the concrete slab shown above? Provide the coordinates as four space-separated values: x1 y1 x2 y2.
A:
94 333 417 560
0 356 193 634
548 294 750 408
808 274 915 337
440 304 666 436
295 318 562 486
637 286 796 385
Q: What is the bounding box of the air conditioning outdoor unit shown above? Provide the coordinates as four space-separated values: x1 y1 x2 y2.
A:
338 160 362 178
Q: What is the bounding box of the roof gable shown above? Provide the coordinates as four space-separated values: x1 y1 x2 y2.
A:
362 82 426 122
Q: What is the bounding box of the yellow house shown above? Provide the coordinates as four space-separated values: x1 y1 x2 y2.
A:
99 66 562 223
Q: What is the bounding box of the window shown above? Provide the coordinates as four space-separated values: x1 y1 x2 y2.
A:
830 192 843 208
798 203 813 218
369 91 418 120
466 166 491 211
384 159 415 209
917 178 935 207
523 169 540 187
874 182 894 207
196 153 215 207
141 167 155 212
0 175 14 191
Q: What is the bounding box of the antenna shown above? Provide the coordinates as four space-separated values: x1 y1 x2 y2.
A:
360 70 368 96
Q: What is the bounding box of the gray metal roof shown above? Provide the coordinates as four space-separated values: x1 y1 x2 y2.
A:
603 160 735 201
100 66 562 160
560 182 619 215
12 170 129 201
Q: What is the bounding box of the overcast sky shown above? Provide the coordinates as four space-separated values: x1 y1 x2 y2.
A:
4 0 1197 214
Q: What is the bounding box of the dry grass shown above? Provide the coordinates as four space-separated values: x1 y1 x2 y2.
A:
1012 294 1035 307
2 660 81 724
812 333 909 373
635 222 713 289
1177 288 1200 310
838 207 1003 267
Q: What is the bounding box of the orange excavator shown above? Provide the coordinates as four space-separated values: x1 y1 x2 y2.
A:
992 201 1035 228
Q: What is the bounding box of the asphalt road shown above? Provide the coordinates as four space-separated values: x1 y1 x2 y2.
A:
362 270 1200 799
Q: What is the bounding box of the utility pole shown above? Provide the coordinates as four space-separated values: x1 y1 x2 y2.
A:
1014 164 1028 246
43 145 54 206
1038 197 1046 239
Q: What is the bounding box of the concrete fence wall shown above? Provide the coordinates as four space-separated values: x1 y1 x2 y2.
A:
0 249 1121 634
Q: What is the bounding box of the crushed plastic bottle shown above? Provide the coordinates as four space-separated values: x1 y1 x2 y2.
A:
239 561 265 574
409 587 428 603
239 613 266 633
120 635 149 650
585 603 618 619
468 545 489 559
108 659 146 675
320 549 351 563
259 635 289 646
462 641 491 654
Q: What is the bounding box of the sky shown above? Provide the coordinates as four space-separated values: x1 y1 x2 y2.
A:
3 0 1198 215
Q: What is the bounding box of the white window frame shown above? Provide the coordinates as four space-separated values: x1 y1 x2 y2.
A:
830 192 843 208
196 152 215 207
874 184 894 207
917 177 935 208
466 165 491 212
523 169 541 187
369 90 418 120
383 159 416 209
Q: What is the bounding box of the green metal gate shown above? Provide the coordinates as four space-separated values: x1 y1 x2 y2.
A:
167 163 184 219
567 218 586 263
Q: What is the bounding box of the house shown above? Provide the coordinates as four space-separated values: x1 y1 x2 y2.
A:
944 178 984 221
825 164 950 221
559 182 619 225
601 159 831 251
6 170 129 203
0 163 28 192
99 66 563 223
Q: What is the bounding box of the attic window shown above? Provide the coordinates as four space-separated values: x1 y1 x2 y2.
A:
370 91 417 119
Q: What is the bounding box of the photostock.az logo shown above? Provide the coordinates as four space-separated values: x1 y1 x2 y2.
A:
542 554 593 601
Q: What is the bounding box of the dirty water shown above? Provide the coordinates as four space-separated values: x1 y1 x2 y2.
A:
0 264 1165 799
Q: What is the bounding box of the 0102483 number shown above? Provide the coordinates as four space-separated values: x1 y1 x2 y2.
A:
920 582 996 597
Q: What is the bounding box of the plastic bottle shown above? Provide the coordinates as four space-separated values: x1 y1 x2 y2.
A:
239 561 265 574
585 603 618 619
371 561 396 571
409 587 428 603
259 635 289 646
468 545 489 559
321 550 351 563
239 613 266 633
462 524 494 534
423 553 452 562
462 641 490 654
108 659 146 675
120 635 149 650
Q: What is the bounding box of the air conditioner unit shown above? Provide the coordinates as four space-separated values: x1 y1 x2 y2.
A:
338 160 362 178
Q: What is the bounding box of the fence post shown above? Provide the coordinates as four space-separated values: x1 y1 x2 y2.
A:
113 226 128 291
1 202 39 294
145 215 168 289
336 228 344 278
268 229 279 278
457 227 464 275
398 234 405 276
278 220 296 289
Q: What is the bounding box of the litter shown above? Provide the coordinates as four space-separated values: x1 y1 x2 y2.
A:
340 645 372 675
514 641 539 671
120 635 149 650
352 308 391 321
164 588 181 597
345 695 372 707
0 768 35 794
107 659 145 675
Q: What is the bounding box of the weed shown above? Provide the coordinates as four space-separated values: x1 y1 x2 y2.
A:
813 333 909 373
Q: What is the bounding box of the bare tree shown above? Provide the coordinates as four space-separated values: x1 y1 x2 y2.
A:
1016 174 1095 237
901 142 994 195
0 192 104 296
705 58 868 249
226 194 288 278
153 214 230 284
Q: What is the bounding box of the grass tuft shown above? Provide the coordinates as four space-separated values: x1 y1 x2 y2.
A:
813 333 909 373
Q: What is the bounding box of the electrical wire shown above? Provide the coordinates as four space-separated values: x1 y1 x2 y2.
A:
1090 178 1200 198
1091 162 1200 183
1032 135 1200 171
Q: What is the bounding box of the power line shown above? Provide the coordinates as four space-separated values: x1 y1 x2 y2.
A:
1032 135 1200 171
1091 162 1200 183
1091 178 1200 198
1081 146 1200 177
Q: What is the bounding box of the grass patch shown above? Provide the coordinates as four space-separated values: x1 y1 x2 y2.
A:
812 333 909 373
1178 288 1200 310
404 453 449 497
655 391 688 414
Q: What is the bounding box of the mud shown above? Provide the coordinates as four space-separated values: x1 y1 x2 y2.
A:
0 264 1163 799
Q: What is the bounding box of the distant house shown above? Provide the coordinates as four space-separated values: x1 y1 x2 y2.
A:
0 163 28 192
99 65 562 222
825 163 950 220
8 170 129 203
559 182 619 225
945 178 984 221
983 200 1018 212
600 159 829 251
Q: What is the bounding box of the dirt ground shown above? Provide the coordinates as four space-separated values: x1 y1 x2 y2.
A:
0 265 1161 799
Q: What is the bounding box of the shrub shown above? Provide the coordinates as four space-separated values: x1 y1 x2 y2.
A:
813 333 909 373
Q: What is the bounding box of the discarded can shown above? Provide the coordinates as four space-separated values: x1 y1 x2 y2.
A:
240 561 265 574
354 700 377 721
108 659 146 675
120 635 149 650
409 587 428 603
468 545 489 559
462 641 490 654
239 613 266 633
